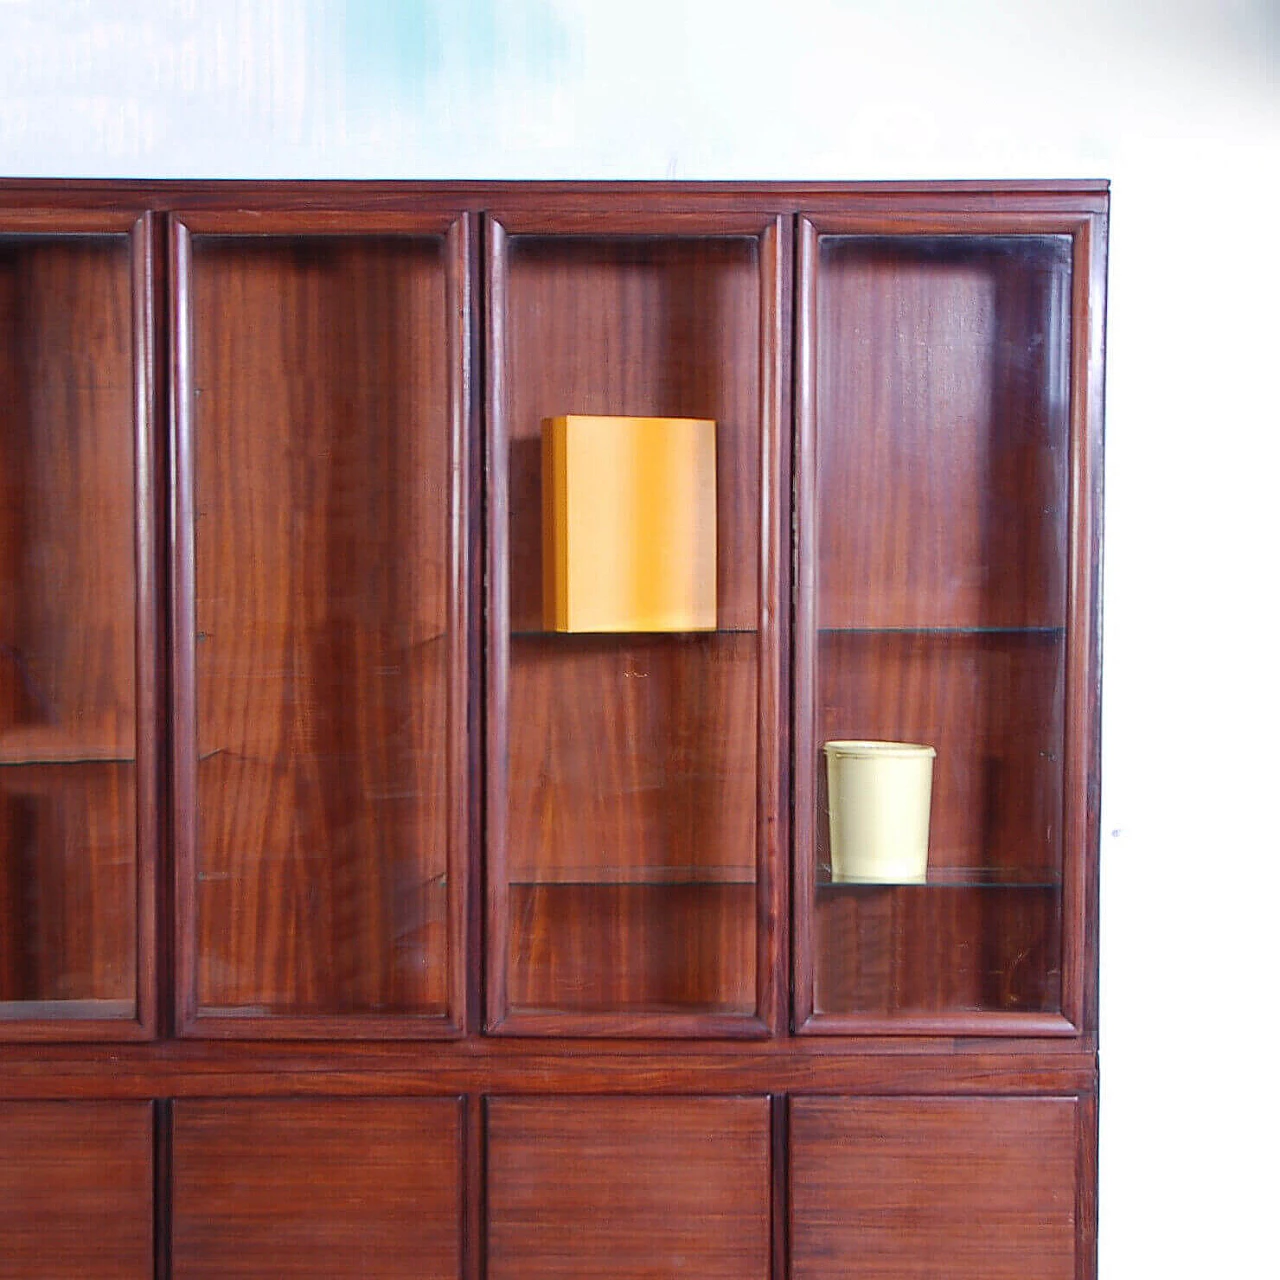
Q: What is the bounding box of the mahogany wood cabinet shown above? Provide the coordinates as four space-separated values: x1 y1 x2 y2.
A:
0 180 1106 1278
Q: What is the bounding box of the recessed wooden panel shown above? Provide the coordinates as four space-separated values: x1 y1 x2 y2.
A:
186 235 453 1021
0 1101 153 1278
790 1096 1078 1279
0 235 137 1017
816 236 1070 629
172 1097 462 1279
487 1095 770 1279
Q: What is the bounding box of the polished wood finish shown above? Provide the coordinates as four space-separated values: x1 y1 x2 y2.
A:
172 1097 462 1278
0 180 1107 1279
0 1100 153 1278
487 1095 770 1279
170 211 472 1036
0 216 157 1040
790 1095 1079 1279
485 209 786 1035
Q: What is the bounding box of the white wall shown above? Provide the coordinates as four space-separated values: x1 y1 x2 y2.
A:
3 2 1277 1273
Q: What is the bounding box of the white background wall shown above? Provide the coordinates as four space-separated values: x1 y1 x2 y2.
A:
3 2 1277 1273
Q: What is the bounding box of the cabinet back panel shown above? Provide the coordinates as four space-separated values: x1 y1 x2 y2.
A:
0 237 137 1008
508 883 755 1013
815 884 1060 1014
816 236 1071 629
189 236 451 1017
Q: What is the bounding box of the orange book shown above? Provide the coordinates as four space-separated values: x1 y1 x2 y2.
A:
542 415 717 632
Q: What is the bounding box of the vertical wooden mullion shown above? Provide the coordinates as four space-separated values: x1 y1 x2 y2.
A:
130 214 159 1039
1076 1089 1099 1280
446 215 473 1036
168 220 198 1036
757 215 788 1036
153 1098 173 1280
484 217 511 1032
791 217 819 1031
462 1093 487 1280
1062 212 1105 1037
770 1093 790 1280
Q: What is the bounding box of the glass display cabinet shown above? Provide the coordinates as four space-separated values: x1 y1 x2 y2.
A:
793 217 1100 1038
484 209 786 1035
0 180 1106 1280
0 213 157 1040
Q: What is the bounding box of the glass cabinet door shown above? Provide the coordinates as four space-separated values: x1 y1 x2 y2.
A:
0 215 156 1039
485 208 786 1035
794 212 1104 1034
171 211 472 1037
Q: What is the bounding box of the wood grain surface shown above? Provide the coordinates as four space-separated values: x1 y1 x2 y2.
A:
815 235 1070 630
186 235 452 1018
487 1094 770 1279
507 633 757 880
790 1095 1078 1279
0 235 137 1012
0 1100 153 1278
508 883 755 1013
172 1097 461 1278
814 883 1060 1014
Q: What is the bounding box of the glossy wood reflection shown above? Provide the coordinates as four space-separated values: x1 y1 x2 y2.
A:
509 883 755 1013
791 1096 1078 1279
816 236 1071 629
0 235 137 1014
172 1098 462 1278
508 633 757 879
0 1101 153 1278
815 884 1060 1014
189 236 451 1019
487 1095 770 1280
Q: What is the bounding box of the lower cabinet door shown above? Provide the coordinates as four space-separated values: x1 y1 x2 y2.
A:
172 1097 462 1278
486 1095 771 1279
790 1096 1083 1280
0 1101 154 1279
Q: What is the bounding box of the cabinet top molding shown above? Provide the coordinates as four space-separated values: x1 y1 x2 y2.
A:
0 178 1110 217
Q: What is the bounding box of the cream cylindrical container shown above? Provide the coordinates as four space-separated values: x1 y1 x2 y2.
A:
823 740 936 883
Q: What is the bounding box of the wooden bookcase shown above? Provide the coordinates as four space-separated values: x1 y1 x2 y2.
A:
0 180 1106 1279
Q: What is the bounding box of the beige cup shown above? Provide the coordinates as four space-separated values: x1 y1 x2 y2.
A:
823 741 936 883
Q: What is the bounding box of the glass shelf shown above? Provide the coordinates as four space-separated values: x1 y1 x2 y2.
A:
817 865 1060 890
0 727 134 766
817 626 1064 637
511 627 757 639
510 865 756 887
0 999 135 1020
